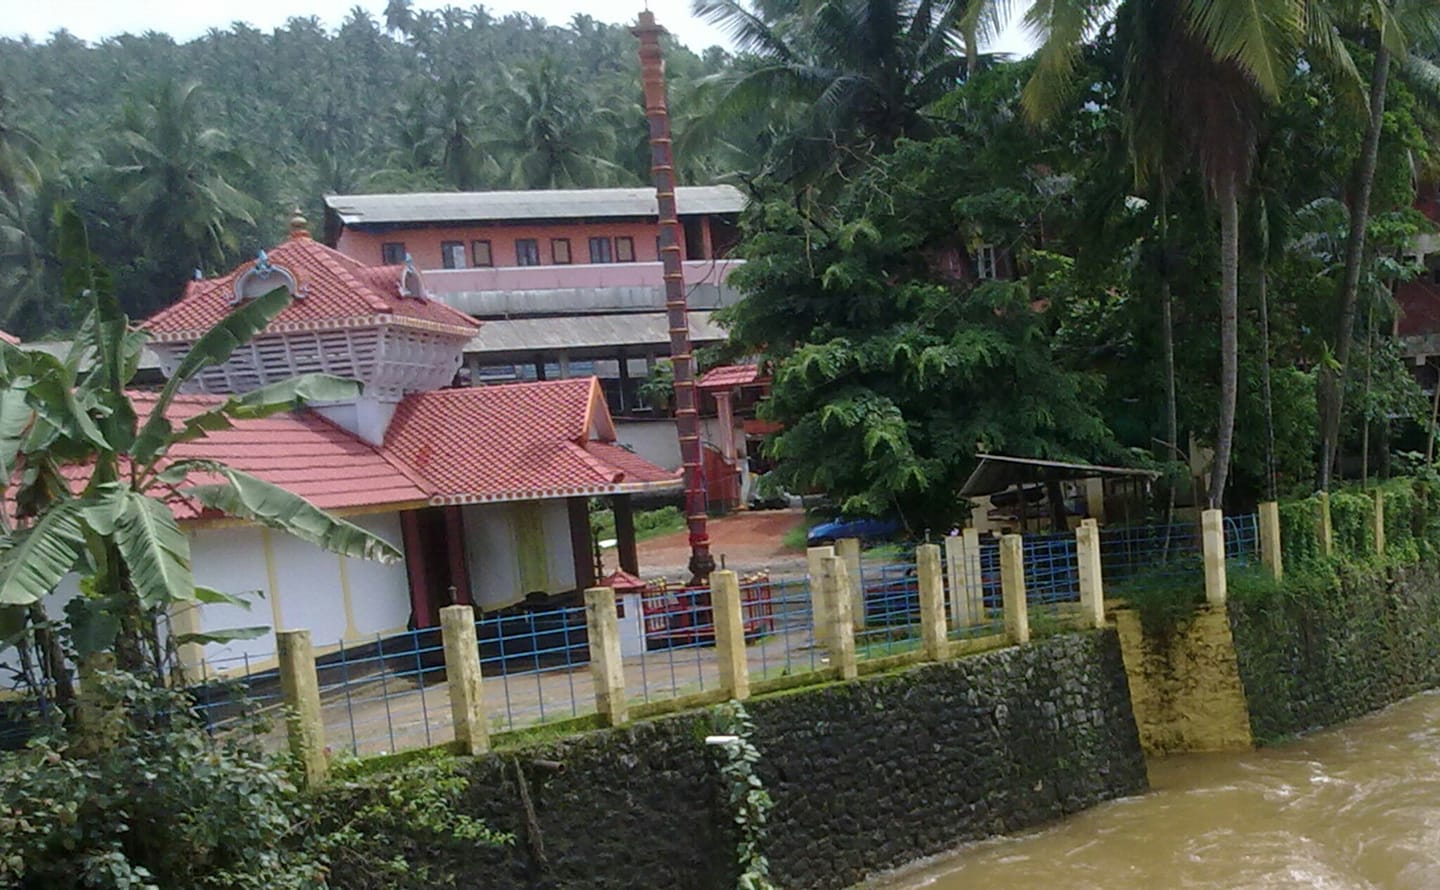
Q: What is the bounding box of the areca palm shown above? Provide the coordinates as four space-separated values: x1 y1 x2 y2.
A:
1024 0 1312 505
1318 0 1440 490
692 0 993 188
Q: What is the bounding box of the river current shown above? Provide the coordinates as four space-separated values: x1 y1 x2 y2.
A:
866 690 1440 889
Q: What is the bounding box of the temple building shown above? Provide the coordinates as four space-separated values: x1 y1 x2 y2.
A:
139 215 680 672
322 186 749 480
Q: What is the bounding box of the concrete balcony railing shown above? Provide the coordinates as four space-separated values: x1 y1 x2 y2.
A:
422 259 745 317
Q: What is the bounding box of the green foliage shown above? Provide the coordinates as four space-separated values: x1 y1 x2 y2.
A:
318 752 514 888
0 672 325 889
712 701 775 890
725 127 1128 527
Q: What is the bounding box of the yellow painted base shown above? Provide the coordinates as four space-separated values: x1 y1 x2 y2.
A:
1114 606 1253 756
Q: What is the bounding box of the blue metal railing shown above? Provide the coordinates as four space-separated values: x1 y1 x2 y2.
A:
743 576 820 681
478 605 590 733
854 558 922 659
629 587 715 703
317 628 451 757
1022 532 1080 610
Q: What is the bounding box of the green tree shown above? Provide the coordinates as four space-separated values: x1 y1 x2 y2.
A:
692 0 984 189
1317 0 1440 489
108 79 259 314
723 136 1123 526
484 57 629 189
1023 0 1313 505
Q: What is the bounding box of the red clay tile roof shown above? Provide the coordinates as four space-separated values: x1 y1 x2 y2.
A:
0 331 18 345
143 231 480 341
697 363 765 390
383 378 679 504
56 378 677 521
58 393 430 520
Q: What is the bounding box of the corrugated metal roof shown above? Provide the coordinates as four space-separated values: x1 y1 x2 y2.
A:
959 455 1158 497
465 311 725 355
326 186 747 226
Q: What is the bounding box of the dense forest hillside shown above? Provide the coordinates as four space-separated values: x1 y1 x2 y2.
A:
0 5 739 333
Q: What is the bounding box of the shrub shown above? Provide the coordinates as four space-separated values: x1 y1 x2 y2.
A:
0 672 324 889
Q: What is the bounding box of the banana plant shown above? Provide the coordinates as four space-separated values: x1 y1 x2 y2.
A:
0 209 401 690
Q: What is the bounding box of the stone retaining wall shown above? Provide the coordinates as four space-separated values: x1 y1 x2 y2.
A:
323 630 1147 890
1227 560 1440 745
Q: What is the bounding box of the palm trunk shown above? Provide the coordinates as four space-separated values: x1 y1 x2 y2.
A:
1259 265 1277 501
1319 44 1391 490
1160 194 1179 527
1208 170 1241 508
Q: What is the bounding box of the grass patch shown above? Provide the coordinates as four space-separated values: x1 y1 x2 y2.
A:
591 505 687 544
782 511 824 551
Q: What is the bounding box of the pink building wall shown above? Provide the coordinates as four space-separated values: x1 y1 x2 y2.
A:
336 218 721 271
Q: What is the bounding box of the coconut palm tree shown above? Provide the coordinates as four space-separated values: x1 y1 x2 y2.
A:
484 58 628 189
691 0 996 189
108 79 257 305
1023 0 1315 505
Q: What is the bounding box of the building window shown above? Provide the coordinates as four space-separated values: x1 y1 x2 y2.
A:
441 241 466 269
471 240 493 267
381 242 406 265
589 237 613 264
976 244 998 280
551 238 572 264
516 238 541 266
614 236 635 263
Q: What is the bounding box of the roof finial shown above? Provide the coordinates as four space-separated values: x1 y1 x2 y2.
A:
289 206 310 239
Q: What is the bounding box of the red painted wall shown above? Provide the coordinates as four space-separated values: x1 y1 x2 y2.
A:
337 217 724 271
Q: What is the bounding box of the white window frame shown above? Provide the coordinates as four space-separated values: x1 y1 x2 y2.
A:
976 244 998 280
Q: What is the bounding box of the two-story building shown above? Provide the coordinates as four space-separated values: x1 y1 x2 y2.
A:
322 186 754 498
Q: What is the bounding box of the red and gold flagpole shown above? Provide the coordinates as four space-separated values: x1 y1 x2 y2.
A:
633 10 714 586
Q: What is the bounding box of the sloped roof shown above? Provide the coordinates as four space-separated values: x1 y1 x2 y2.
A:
60 393 431 520
144 230 480 342
383 378 678 505
0 331 18 345
57 380 679 521
326 186 746 227
697 363 765 391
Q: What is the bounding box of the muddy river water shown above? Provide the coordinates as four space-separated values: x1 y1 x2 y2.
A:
867 690 1440 890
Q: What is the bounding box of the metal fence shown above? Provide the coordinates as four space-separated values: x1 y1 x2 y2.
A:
743 576 821 681
1023 532 1080 611
2 512 1268 761
629 587 716 705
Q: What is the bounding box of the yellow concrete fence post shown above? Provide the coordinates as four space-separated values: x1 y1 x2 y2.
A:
806 544 835 649
1258 501 1283 580
439 604 489 756
999 534 1030 645
836 536 865 630
1075 519 1105 629
584 586 628 726
1201 508 1228 606
710 570 750 700
943 534 967 629
1373 490 1386 558
916 543 947 661
276 629 328 787
1317 491 1334 558
821 554 858 680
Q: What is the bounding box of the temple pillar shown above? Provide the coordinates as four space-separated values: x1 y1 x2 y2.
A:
568 497 598 590
614 495 640 575
715 390 736 462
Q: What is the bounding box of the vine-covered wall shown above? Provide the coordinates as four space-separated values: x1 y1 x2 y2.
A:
1228 559 1440 745
320 630 1147 890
